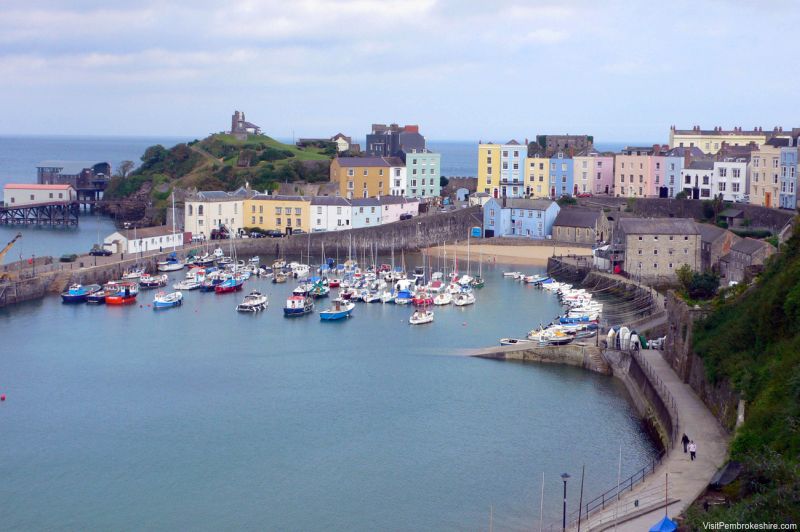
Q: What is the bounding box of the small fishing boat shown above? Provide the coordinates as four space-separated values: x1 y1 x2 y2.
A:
153 291 183 309
453 291 476 306
61 283 99 303
433 292 452 305
499 338 534 346
105 281 139 305
471 276 485 289
236 290 268 312
503 271 521 277
122 268 145 280
319 299 355 320
379 291 395 304
272 272 288 284
215 276 245 294
328 278 341 288
157 252 185 272
83 284 106 304
173 279 201 290
409 309 434 325
283 295 314 317
248 256 260 266
139 273 168 289
412 292 434 307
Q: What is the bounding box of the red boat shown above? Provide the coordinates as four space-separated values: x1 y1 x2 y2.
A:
412 293 434 307
328 278 341 288
215 276 244 294
105 281 139 305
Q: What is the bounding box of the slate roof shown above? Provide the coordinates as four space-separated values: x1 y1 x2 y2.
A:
195 190 234 200
687 160 715 170
665 146 705 158
719 208 744 218
618 217 699 235
118 226 180 240
731 238 770 255
334 156 404 167
250 194 310 201
311 196 351 206
765 137 791 148
694 222 728 243
502 198 557 211
553 208 602 228
351 198 381 207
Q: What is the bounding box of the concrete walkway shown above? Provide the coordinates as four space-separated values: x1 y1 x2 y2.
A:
579 349 730 531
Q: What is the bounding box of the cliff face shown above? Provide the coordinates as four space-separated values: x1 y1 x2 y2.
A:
663 291 740 430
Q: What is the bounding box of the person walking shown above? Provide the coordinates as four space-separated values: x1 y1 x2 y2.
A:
688 441 697 461
681 433 690 453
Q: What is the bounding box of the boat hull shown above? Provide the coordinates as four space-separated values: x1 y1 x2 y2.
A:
283 307 312 317
319 310 353 320
105 295 137 305
61 293 88 303
153 300 182 309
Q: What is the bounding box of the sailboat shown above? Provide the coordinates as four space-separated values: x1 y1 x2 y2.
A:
472 247 485 288
157 192 185 272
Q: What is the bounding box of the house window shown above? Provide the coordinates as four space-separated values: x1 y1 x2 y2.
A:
198 205 204 215
251 216 255 224
295 208 301 215
363 169 368 176
296 218 301 227
347 169 354 177
49 193 53 198
276 207 282 214
317 206 322 214
276 217 281 225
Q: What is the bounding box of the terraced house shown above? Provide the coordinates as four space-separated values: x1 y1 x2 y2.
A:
749 138 784 209
244 194 311 235
329 157 400 199
477 141 526 198
614 146 667 198
184 187 252 238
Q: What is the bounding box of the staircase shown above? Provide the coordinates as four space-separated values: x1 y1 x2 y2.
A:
586 348 612 375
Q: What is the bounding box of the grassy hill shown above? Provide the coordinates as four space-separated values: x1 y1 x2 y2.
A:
103 133 335 222
685 222 800 525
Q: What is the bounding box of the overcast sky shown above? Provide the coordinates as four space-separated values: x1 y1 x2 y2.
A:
1 0 798 142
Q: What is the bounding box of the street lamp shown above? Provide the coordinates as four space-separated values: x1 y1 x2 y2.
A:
561 472 571 532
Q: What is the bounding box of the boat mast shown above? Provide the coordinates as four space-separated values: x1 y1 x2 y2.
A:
171 191 177 251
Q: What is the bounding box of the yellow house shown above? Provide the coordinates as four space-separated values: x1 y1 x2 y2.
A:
477 143 501 197
749 142 782 208
244 194 311 234
669 126 771 154
524 155 550 198
330 157 401 199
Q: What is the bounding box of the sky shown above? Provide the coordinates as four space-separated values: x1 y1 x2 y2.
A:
1 0 798 143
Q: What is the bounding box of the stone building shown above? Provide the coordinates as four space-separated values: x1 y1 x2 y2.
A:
534 134 593 156
613 217 700 282
695 223 739 273
551 208 609 245
230 110 261 140
719 238 776 283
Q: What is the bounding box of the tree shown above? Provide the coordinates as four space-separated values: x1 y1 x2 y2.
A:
439 176 449 188
675 191 688 200
676 264 693 292
117 160 134 178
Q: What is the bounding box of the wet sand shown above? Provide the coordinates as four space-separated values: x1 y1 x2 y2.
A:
422 243 592 266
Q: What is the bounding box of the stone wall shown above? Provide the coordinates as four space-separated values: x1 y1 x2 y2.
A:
663 291 740 430
473 343 611 375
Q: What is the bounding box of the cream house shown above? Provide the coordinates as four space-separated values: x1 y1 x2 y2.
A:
184 187 252 238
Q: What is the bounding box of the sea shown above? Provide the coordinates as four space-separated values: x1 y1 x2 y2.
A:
0 258 658 530
0 136 638 258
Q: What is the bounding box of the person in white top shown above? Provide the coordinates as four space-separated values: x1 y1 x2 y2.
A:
688 441 697 461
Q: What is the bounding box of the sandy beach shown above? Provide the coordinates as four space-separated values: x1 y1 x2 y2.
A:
422 242 593 266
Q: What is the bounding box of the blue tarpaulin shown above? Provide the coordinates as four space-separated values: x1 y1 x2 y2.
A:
649 515 677 532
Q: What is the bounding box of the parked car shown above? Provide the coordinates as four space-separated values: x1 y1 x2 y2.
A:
292 229 306 235
266 230 283 238
59 254 78 263
399 213 413 220
89 245 112 256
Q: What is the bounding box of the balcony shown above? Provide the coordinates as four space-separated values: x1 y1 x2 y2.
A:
499 178 523 185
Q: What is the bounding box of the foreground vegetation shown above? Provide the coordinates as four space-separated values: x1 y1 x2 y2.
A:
685 222 800 525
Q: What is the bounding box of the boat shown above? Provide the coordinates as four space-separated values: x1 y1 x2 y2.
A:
236 290 268 312
433 292 452 305
409 309 434 325
248 256 260 266
157 252 184 272
85 284 107 304
61 283 100 303
139 273 168 289
173 279 201 290
105 281 139 305
319 299 355 320
499 338 534 346
412 293 434 307
272 272 288 284
215 276 245 294
283 295 314 317
453 291 476 306
328 278 341 288
122 268 145 280
153 291 183 309
379 291 395 304
503 271 521 277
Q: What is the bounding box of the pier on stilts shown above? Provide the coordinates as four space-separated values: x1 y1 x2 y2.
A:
0 201 80 226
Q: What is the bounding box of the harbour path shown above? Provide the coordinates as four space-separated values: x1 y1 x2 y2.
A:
579 348 730 531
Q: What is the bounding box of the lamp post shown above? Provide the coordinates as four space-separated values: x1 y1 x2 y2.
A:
561 472 571 532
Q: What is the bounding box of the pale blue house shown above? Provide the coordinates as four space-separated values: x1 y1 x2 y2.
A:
779 144 798 209
350 198 382 228
548 152 574 197
483 198 560 238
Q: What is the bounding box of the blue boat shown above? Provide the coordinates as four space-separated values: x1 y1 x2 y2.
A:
153 291 183 309
283 295 314 317
319 300 354 321
61 283 101 303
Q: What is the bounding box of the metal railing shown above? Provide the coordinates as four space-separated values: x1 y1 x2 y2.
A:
631 348 680 446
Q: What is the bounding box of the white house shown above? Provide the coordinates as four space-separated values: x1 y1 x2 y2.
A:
680 160 715 199
2 184 76 206
389 165 408 197
713 157 750 202
184 187 252 238
469 192 491 207
379 196 419 223
330 133 352 153
311 196 352 232
104 226 184 254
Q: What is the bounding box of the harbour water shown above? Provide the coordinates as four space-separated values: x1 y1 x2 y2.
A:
0 259 658 530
